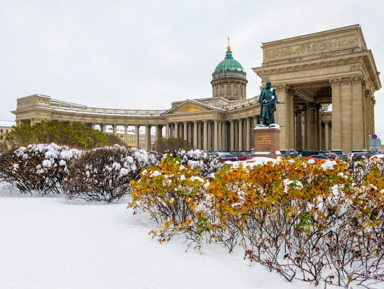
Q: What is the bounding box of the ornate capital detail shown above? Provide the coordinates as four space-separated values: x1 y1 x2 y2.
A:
341 77 351 85
365 90 373 98
351 75 363 85
275 84 286 92
329 78 342 86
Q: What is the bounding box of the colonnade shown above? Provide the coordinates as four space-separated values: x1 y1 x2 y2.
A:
165 116 259 151
81 123 164 151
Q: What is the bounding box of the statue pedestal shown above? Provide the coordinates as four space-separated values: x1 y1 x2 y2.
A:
251 125 281 159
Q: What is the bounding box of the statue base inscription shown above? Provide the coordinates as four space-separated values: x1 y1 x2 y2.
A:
251 125 281 159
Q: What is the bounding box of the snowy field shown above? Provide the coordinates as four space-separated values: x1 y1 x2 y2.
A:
0 182 320 289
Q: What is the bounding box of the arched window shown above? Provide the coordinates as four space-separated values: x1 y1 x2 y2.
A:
227 86 231 95
234 86 237 95
221 86 224 95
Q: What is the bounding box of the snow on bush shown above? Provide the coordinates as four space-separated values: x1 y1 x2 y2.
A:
164 149 221 178
62 146 159 202
0 144 80 195
129 155 210 248
130 157 384 287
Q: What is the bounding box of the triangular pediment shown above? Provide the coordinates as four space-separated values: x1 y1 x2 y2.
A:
162 99 222 115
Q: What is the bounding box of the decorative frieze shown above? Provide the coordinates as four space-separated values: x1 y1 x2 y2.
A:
264 33 358 61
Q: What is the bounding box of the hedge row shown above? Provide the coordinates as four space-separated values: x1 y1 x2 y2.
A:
0 144 220 202
128 156 384 288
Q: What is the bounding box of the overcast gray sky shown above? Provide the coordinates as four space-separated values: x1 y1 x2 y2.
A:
1 0 383 137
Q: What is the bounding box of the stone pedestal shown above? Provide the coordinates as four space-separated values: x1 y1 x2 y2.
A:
252 125 281 159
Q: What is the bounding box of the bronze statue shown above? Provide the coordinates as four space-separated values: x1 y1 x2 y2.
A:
257 81 282 126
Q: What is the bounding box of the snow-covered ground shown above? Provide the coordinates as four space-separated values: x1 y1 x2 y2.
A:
0 182 318 289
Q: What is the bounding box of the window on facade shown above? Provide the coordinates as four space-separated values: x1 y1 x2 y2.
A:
227 86 231 95
221 86 224 95
239 86 242 95
234 86 237 95
216 87 219 96
0 129 3 134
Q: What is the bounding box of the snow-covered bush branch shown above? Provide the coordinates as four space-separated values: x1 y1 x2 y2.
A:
62 146 159 202
0 143 80 194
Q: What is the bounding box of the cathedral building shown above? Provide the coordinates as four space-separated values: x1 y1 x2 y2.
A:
13 25 381 153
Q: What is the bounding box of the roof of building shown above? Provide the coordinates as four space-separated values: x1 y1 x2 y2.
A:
214 49 244 72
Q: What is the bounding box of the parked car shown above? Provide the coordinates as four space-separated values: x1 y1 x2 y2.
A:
329 150 346 161
280 150 299 159
232 153 252 161
300 150 325 157
347 150 369 161
306 154 330 161
217 154 237 163
351 152 377 162
209 152 221 158
325 153 338 160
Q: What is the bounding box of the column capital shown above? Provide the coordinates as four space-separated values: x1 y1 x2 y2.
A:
329 78 342 86
351 75 363 85
365 89 373 98
275 83 287 92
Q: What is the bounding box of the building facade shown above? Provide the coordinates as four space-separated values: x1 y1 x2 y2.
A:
12 25 381 153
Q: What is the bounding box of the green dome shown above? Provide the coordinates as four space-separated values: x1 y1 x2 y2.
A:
214 50 244 72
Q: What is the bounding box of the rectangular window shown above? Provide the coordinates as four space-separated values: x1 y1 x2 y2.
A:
234 86 237 95
227 86 231 94
221 86 224 95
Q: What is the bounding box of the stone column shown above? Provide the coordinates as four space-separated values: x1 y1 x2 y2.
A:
340 77 353 153
217 121 222 151
100 124 107 134
193 121 198 149
295 110 303 151
246 118 250 151
174 122 179 138
364 90 371 148
330 78 342 150
112 124 117 135
324 121 330 151
135 125 140 149
156 125 162 141
165 123 169 139
145 125 151 151
275 84 292 150
183 121 187 141
207 121 212 150
214 120 218 151
316 105 321 150
238 119 243 151
351 76 365 150
230 120 234 151
306 103 316 150
302 107 308 150
203 120 208 151
287 88 295 150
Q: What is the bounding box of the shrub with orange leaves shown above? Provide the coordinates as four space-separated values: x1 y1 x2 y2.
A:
129 155 384 287
128 155 213 247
